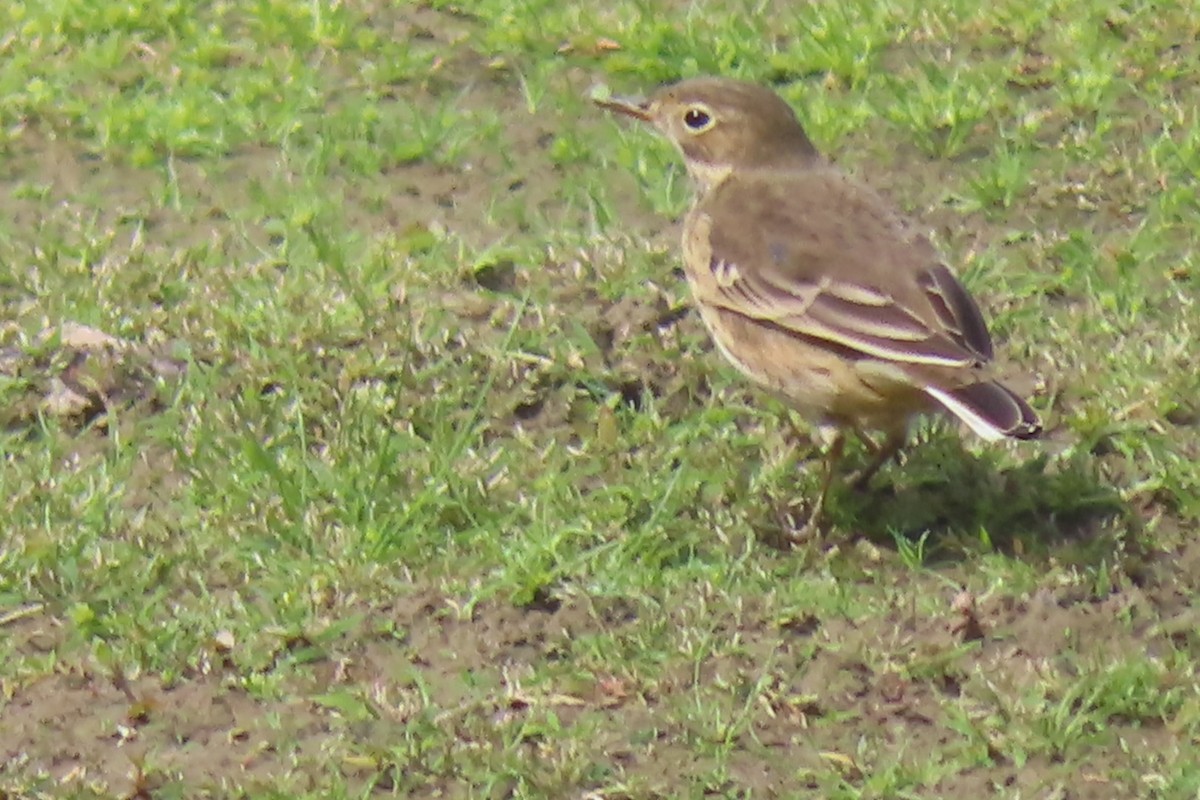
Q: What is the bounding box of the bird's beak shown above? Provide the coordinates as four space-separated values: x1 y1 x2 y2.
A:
593 94 652 122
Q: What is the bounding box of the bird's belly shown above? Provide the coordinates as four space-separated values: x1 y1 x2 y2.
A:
695 302 930 431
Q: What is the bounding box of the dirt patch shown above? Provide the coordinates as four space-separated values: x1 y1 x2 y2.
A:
0 322 186 432
480 261 713 444
0 666 330 795
5 553 1199 796
0 590 642 795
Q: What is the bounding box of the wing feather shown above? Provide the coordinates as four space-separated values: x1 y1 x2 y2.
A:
692 170 995 370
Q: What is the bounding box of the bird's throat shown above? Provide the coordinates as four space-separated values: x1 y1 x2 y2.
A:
684 159 734 195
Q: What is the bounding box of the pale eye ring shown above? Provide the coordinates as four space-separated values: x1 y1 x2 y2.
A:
683 107 713 131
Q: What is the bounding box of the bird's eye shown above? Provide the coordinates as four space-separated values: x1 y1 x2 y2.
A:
683 106 713 131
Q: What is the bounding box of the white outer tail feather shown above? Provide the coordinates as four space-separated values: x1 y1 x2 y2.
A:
923 385 1005 442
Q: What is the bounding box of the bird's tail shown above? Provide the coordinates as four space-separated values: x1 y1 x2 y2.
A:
924 381 1042 442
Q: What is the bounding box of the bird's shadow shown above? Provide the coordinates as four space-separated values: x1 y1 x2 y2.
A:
757 430 1132 570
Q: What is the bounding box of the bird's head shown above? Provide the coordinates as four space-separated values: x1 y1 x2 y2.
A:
596 76 820 189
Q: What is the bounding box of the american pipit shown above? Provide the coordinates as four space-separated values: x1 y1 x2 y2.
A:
596 76 1041 537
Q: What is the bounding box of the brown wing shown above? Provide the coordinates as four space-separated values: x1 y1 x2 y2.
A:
687 168 995 370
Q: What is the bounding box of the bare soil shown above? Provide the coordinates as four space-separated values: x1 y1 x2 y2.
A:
5 551 1196 796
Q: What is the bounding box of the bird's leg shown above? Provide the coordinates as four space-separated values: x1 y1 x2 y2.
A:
792 430 845 541
846 428 906 490
853 427 881 455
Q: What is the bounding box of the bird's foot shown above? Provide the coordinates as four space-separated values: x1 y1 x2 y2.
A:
785 516 825 545
845 465 879 492
778 496 830 545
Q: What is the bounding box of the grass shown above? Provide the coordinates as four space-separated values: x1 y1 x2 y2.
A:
2 0 1199 797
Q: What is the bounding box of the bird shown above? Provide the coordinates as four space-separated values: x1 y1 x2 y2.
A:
595 76 1041 538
